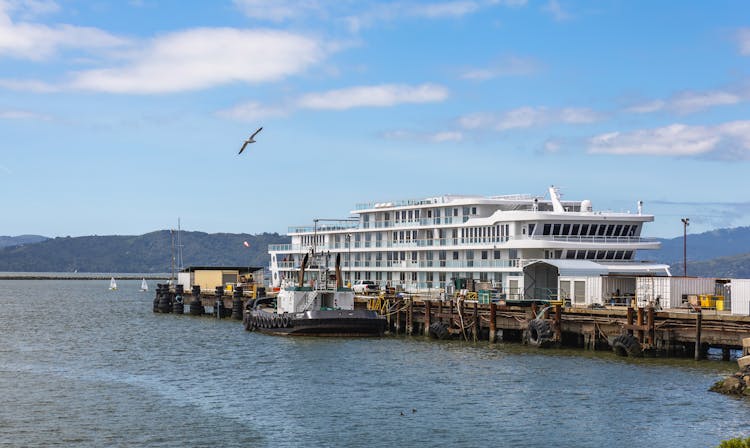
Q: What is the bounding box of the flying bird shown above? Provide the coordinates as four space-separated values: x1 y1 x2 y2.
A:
238 127 263 154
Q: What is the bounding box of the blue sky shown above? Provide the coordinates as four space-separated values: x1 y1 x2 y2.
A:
2 0 750 238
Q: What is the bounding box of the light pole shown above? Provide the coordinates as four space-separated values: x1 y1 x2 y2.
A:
681 218 689 276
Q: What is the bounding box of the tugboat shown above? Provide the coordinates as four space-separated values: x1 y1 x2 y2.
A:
244 253 386 336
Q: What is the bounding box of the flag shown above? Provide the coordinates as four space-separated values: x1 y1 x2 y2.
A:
243 241 250 248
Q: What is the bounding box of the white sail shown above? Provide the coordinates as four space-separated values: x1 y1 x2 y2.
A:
109 277 117 290
140 278 148 292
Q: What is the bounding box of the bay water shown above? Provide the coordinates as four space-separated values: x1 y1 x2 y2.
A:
0 279 748 447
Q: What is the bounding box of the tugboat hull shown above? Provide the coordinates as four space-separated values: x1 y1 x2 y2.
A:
245 309 386 337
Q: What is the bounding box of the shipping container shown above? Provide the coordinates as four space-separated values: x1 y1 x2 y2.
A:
731 279 750 315
635 277 716 309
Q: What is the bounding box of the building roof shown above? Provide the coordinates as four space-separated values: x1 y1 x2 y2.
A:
180 266 264 273
524 260 670 277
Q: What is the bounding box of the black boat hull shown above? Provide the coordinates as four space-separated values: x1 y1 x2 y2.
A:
244 309 386 337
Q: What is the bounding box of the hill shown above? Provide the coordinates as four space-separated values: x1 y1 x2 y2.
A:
676 253 750 279
0 235 48 248
645 226 750 265
0 231 289 273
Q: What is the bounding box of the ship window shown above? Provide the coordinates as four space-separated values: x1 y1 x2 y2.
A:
566 251 575 259
597 225 606 236
408 210 413 220
453 208 458 217
471 207 477 215
624 251 633 259
411 272 417 282
453 251 459 260
605 251 615 260
580 224 589 235
400 252 405 261
528 224 536 235
605 225 614 237
553 224 561 235
586 251 595 260
439 272 446 282
463 207 469 215
384 212 390 221
571 224 580 235
614 225 623 236
494 250 501 259
575 251 586 260
415 210 420 219
555 250 563 259
427 210 432 218
614 251 624 260
621 225 630 236
481 251 488 260
562 224 571 235
588 225 597 236
629 226 638 236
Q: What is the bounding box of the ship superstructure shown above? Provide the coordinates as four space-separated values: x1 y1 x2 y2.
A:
269 186 661 296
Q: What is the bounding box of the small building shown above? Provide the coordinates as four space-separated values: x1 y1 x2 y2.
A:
177 266 265 292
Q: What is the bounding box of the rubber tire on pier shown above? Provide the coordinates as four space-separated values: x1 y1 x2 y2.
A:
527 319 553 347
612 334 643 357
428 321 450 340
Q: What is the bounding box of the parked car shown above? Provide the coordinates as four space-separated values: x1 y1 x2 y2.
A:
352 280 379 295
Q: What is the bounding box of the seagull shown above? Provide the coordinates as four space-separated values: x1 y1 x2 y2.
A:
238 127 263 154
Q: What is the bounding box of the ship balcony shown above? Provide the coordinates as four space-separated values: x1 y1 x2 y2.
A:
269 235 658 253
273 259 523 270
520 235 660 250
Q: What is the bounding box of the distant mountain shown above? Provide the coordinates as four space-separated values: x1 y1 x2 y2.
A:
639 226 750 278
644 226 750 265
0 231 290 273
680 253 750 279
0 235 48 248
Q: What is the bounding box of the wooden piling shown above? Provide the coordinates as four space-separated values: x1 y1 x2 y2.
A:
695 310 703 361
554 304 562 342
647 306 655 346
637 307 644 343
473 302 478 342
489 302 497 343
407 299 414 335
626 307 634 336
424 300 432 337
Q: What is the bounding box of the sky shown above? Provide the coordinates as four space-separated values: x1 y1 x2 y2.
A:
2 0 750 239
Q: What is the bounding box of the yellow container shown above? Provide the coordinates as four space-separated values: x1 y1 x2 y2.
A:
716 299 725 311
699 294 715 308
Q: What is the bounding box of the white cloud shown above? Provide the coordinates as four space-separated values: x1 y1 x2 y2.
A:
626 89 743 115
737 28 750 55
460 55 540 80
216 101 289 121
458 106 602 131
541 0 571 21
296 83 448 110
218 83 449 121
383 129 463 143
0 3 128 60
588 121 750 159
233 0 322 22
69 28 325 94
0 78 57 92
625 100 665 114
430 131 462 142
0 108 49 119
670 91 741 114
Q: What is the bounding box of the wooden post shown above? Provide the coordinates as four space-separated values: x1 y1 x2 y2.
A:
424 300 432 336
473 301 478 342
694 311 703 361
647 306 655 346
636 307 644 343
395 300 401 334
531 302 538 319
438 300 443 323
386 299 392 332
626 307 634 336
407 299 413 335
489 302 497 343
554 304 562 342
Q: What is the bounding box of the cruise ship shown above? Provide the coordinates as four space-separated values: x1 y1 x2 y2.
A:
268 186 669 302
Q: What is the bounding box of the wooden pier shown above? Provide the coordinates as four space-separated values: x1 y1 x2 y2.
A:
153 284 750 360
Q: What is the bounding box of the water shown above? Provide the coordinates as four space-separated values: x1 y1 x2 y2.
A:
0 279 748 447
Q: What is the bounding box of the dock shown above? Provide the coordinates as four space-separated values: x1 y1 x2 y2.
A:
153 284 750 360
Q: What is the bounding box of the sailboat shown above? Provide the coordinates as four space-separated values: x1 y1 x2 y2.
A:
109 277 118 291
140 278 149 292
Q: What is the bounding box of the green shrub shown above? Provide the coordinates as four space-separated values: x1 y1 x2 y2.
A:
719 437 750 448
